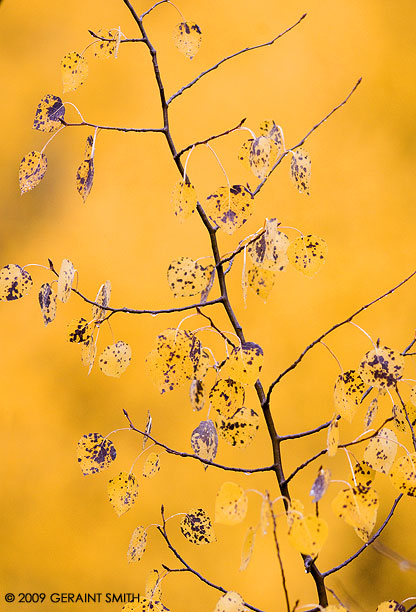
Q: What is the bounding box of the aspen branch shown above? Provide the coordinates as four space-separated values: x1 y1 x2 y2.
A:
175 118 246 159
395 384 416 451
168 13 307 105
59 118 164 134
88 29 145 43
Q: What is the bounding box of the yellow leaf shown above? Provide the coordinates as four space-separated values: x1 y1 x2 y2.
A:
172 180 198 220
108 471 139 516
99 341 132 377
0 264 33 302
216 406 259 447
122 600 169 612
259 120 285 155
286 499 304 528
57 258 75 303
259 498 271 536
390 452 416 497
77 432 116 476
364 397 379 428
33 94 65 132
287 234 327 277
93 29 117 59
410 385 416 406
92 280 111 323
173 22 202 59
290 148 311 194
145 569 162 602
363 427 397 474
190 378 205 411
214 592 245 612
332 485 379 541
205 185 253 235
190 419 218 464
249 136 271 180
209 378 245 418
19 151 47 194
81 335 97 372
376 602 405 612
359 346 404 390
67 317 92 343
215 482 248 525
247 219 289 271
352 461 375 493
61 51 88 92
288 515 328 556
38 282 57 326
333 369 365 422
127 525 147 562
240 525 256 571
247 265 277 300
181 508 216 544
142 452 160 478
222 342 264 386
327 416 339 457
310 467 331 503
167 257 214 298
84 135 94 160
76 159 95 202
237 139 253 170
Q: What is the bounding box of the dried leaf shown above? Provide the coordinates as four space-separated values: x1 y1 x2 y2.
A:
108 471 139 516
122 600 169 612
214 592 245 612
259 498 271 536
173 22 202 59
222 342 264 386
290 148 311 194
143 452 160 478
327 416 339 457
57 258 75 303
247 266 277 300
38 282 57 325
332 485 379 541
181 508 216 544
84 135 94 160
215 481 248 525
310 467 331 503
240 525 256 571
352 461 375 493
76 159 94 202
247 220 289 271
61 51 88 92
190 378 205 411
359 346 404 390
146 329 198 393
19 151 47 194
93 29 117 59
145 569 162 602
334 369 365 422
259 120 285 154
143 410 152 448
364 428 397 474
167 257 214 298
237 139 253 170
287 234 327 277
99 341 132 377
77 433 116 475
127 526 147 562
33 94 65 132
364 398 378 428
209 378 245 418
67 317 92 343
92 280 111 323
288 514 328 556
191 419 218 465
205 185 253 235
390 452 416 497
0 264 33 301
249 136 271 180
81 336 97 372
216 406 259 447
172 180 198 220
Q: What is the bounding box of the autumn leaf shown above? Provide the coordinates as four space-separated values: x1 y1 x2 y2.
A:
67 317 92 343
216 406 259 447
61 51 88 92
334 369 365 422
287 234 327 277
108 471 139 516
0 264 33 301
19 151 47 194
93 29 117 59
99 341 132 377
359 346 404 390
290 148 311 194
92 280 111 323
190 419 218 465
215 481 248 525
180 508 216 544
189 378 205 411
364 427 397 474
214 592 245 612
33 94 65 132
288 514 328 556
167 257 214 298
249 136 271 180
247 266 277 300
310 467 331 503
76 159 95 202
173 22 202 59
127 526 147 562
38 282 57 325
247 220 289 271
390 452 416 497
205 185 253 235
172 180 198 220
209 378 245 418
57 258 75 303
77 433 116 476
332 485 379 542
143 452 160 478
145 569 162 602
327 415 339 457
221 342 264 386
240 525 256 571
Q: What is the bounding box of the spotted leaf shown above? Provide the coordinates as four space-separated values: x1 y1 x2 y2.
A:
327 415 339 457
77 432 116 476
0 264 33 301
108 471 139 516
190 378 205 411
287 234 327 277
127 525 147 562
81 335 97 373
359 346 404 390
352 461 375 493
143 452 160 478
214 592 245 612
122 600 169 612
364 427 397 474
216 406 259 447
76 159 94 202
19 151 47 194
376 602 406 612
61 51 88 92
237 139 253 170
33 94 65 132
38 282 56 325
334 369 365 423
191 419 218 465
249 136 271 180
222 342 264 386
310 467 331 503
172 180 198 220
180 508 216 545
390 452 416 497
93 29 117 59
145 569 162 602
209 378 245 418
205 185 253 235
240 525 256 571
92 280 111 323
99 341 132 377
173 21 202 59
146 329 199 393
288 514 328 556
259 120 285 154
259 498 271 536
290 148 311 194
215 481 248 525
167 257 214 298
332 485 379 541
67 317 92 343
364 397 379 428
247 220 289 271
57 258 75 303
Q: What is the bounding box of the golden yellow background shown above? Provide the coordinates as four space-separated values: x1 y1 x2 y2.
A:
1 0 415 610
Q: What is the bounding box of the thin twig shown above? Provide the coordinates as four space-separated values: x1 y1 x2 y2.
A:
140 0 169 20
123 409 274 473
167 14 307 105
88 29 145 43
252 77 362 197
175 118 246 159
196 307 237 348
322 495 403 577
395 384 416 451
59 118 164 134
267 492 291 612
217 230 266 268
158 508 266 612
280 415 340 442
265 269 416 406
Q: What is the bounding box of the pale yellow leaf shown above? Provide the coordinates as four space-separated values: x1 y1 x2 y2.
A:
215 482 248 525
61 51 88 92
173 21 202 59
99 341 132 377
127 526 147 562
108 471 139 516
19 151 47 194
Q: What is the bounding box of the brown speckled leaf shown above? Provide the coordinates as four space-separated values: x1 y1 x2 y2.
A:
332 485 379 542
290 147 311 194
334 369 365 422
108 471 138 516
77 432 116 475
167 257 214 298
287 234 327 277
99 341 132 377
38 282 57 325
93 29 117 59
190 419 218 465
19 151 47 194
216 406 259 448
61 51 88 92
173 22 202 59
180 508 216 544
92 280 111 323
33 94 65 132
215 481 248 525
214 592 245 612
249 136 271 180
364 427 397 474
209 378 245 418
390 452 416 497
0 264 33 301
359 346 404 390
127 525 147 562
67 317 92 343
57 258 75 303
205 185 253 235
172 180 198 220
76 159 94 202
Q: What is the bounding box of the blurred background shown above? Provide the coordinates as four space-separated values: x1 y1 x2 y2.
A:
1 0 415 610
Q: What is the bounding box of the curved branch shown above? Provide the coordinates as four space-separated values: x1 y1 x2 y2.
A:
175 118 246 159
88 29 145 43
167 14 307 105
60 118 164 134
322 495 403 577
